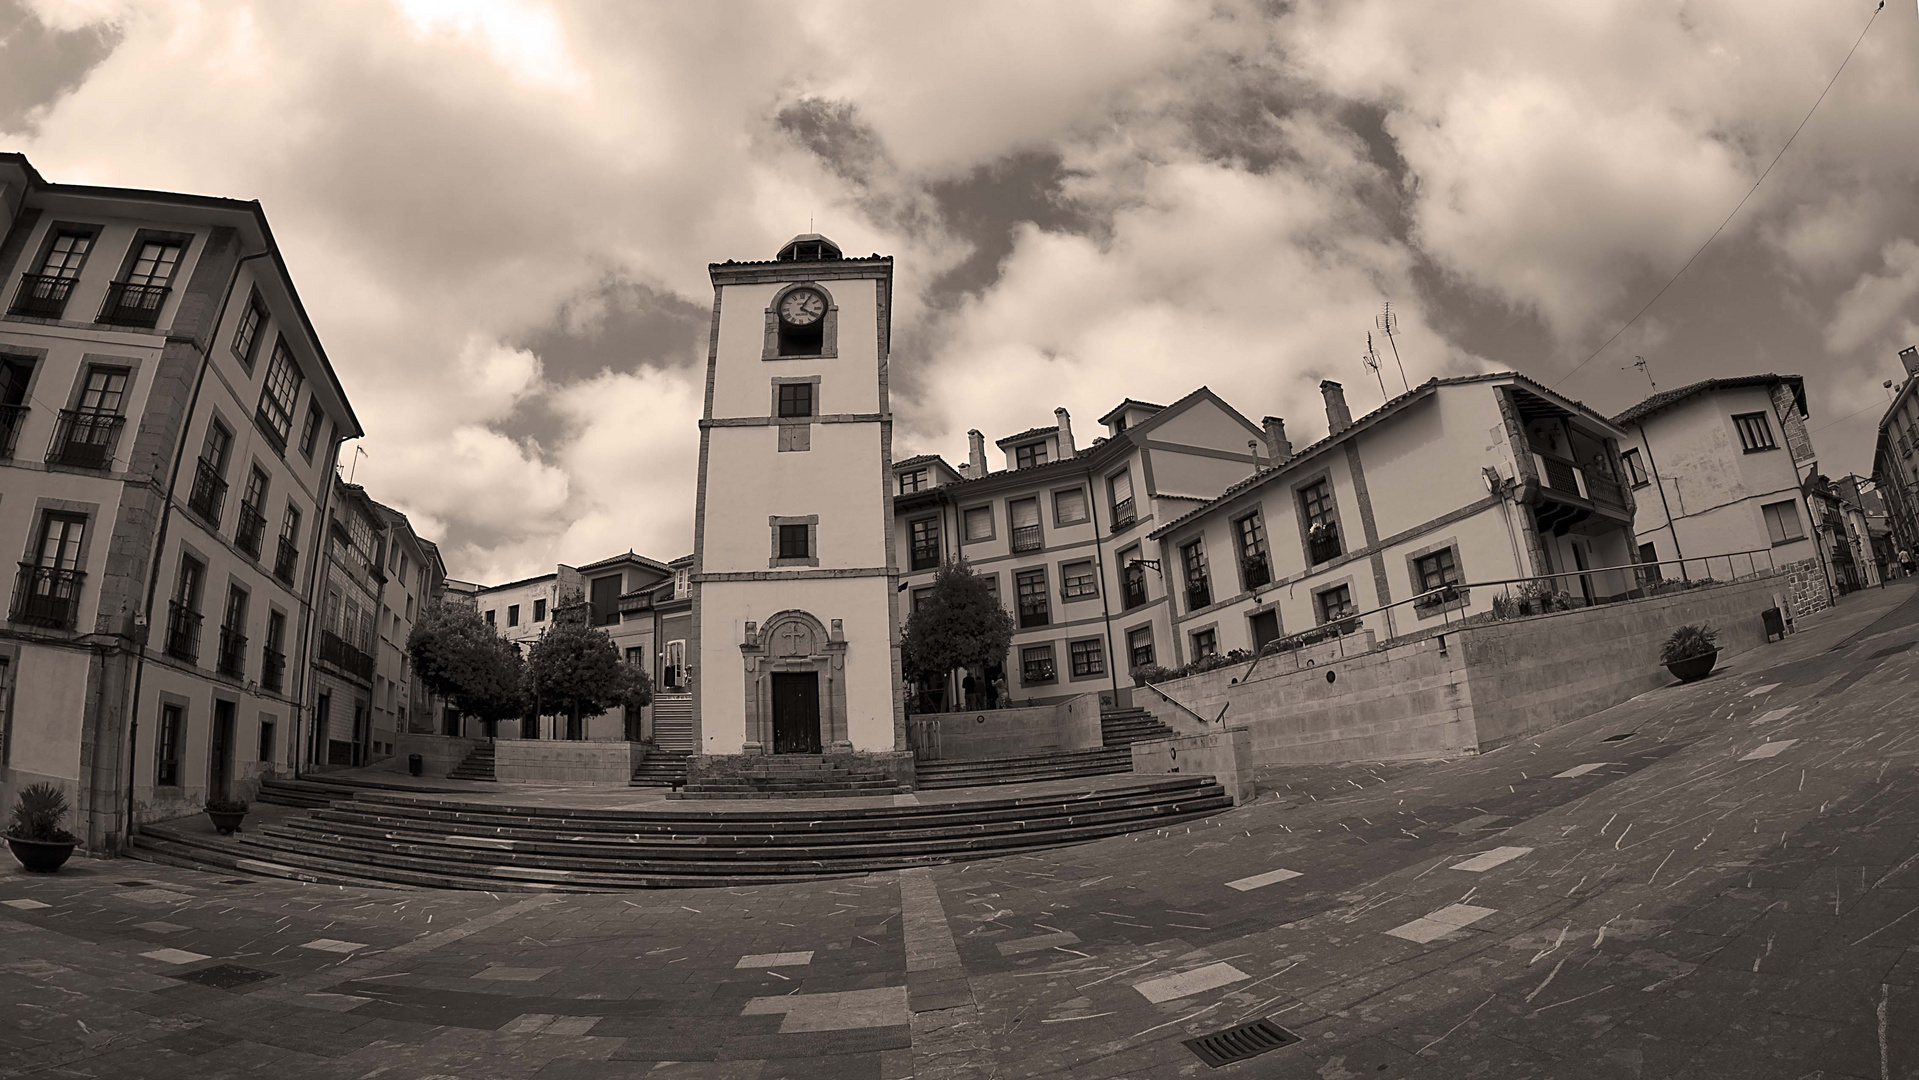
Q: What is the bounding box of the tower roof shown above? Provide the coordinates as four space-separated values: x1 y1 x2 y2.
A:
777 233 842 262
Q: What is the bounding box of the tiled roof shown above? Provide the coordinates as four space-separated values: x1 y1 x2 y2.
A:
894 454 946 471
995 425 1058 448
1098 398 1168 425
1612 374 1804 426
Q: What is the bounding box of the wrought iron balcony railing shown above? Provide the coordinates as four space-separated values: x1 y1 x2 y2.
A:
262 648 286 693
1185 580 1212 612
1122 575 1148 610
9 564 83 629
187 458 228 525
1307 525 1343 565
164 601 202 664
217 626 247 678
97 281 170 329
274 536 299 585
235 503 267 559
46 409 124 470
1241 557 1272 591
1109 497 1136 533
0 403 26 460
9 273 75 319
320 629 376 681
1010 524 1043 552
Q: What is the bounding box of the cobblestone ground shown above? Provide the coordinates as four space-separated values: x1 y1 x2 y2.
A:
4 583 1919 1079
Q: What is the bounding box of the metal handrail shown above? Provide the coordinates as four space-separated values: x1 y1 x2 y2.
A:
1230 546 1780 685
1133 677 1218 731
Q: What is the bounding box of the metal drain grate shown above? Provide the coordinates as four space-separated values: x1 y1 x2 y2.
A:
171 964 279 991
1183 1017 1300 1068
1601 732 1636 743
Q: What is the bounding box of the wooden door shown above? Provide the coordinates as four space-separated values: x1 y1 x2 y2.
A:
771 672 821 754
1250 610 1281 652
209 700 235 803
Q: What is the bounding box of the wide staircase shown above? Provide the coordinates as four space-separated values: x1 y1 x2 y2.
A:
671 754 903 799
1100 706 1176 747
254 774 469 811
130 775 1233 890
630 750 691 788
448 741 497 782
913 706 1179 789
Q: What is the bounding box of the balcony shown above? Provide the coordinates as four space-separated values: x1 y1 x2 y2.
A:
321 629 376 681
1122 572 1148 610
1241 556 1272 591
262 648 286 693
187 458 228 525
1018 600 1050 630
46 409 124 470
96 280 170 329
9 273 75 319
9 564 84 629
1185 579 1212 611
1011 524 1043 552
0 403 26 460
1307 522 1342 565
217 625 247 678
1109 497 1136 533
164 601 202 664
274 536 299 585
235 502 267 559
909 543 940 572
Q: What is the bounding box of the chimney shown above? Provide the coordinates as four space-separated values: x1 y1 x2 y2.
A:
1901 345 1919 379
1261 415 1291 461
1320 380 1352 436
1054 407 1075 457
967 429 988 474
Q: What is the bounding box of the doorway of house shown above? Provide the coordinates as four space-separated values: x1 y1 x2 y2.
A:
1572 542 1595 605
771 671 822 754
209 700 235 803
1250 610 1281 652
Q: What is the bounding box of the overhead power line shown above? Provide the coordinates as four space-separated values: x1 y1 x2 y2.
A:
1551 1 1886 389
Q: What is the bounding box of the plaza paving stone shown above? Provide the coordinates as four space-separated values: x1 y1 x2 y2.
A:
5 582 1919 1077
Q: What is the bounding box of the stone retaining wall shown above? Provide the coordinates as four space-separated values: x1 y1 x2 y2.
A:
906 692 1104 761
493 740 640 785
391 734 480 779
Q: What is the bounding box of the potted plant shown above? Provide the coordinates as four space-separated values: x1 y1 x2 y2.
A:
7 783 78 872
205 797 250 835
1661 624 1719 682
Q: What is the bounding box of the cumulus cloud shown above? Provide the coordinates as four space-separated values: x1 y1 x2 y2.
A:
9 0 1914 579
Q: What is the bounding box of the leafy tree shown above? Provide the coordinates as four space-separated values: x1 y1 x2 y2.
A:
525 621 625 740
900 560 1014 694
407 603 526 729
615 662 654 740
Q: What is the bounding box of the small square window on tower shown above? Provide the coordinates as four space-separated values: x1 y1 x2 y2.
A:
779 524 808 558
769 515 819 567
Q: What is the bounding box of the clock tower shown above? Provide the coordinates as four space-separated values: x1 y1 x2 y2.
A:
688 234 905 761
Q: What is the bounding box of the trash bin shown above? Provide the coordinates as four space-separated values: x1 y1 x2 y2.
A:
408 754 423 777
1761 607 1786 642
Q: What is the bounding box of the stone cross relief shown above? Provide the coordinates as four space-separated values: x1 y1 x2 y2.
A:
776 621 812 657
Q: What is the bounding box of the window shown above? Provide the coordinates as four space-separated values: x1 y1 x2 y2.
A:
1180 538 1210 610
1015 441 1048 469
13 229 92 318
1127 626 1155 669
485 609 496 625
258 719 276 763
155 703 183 786
1010 498 1042 552
1316 583 1355 625
219 584 249 677
1108 470 1135 530
900 468 928 493
590 574 622 627
777 381 814 418
299 400 325 463
1763 500 1806 544
1300 479 1342 561
1061 560 1097 599
508 604 520 627
236 467 270 557
663 640 686 690
1053 488 1088 526
1016 568 1050 628
1191 627 1218 660
1070 638 1105 678
534 598 547 622
39 229 94 279
779 524 810 560
1235 512 1271 590
232 289 267 370
1020 644 1056 684
1636 542 1664 588
101 237 182 327
166 555 205 663
274 503 301 585
1413 548 1460 592
910 517 940 571
1120 546 1147 609
1734 412 1777 453
77 365 128 415
13 512 87 628
1621 447 1648 487
256 337 304 450
188 419 233 524
979 574 999 608
125 238 184 287
963 505 994 542
911 586 933 613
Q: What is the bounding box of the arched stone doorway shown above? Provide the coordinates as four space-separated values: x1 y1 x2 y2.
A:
740 610 850 753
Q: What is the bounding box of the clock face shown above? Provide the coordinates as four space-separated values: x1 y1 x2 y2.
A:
779 288 826 326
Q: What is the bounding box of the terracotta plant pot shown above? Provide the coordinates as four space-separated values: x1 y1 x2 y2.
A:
1665 650 1718 683
206 810 247 836
6 835 77 872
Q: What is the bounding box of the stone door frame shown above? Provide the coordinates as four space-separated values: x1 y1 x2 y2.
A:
740 609 850 752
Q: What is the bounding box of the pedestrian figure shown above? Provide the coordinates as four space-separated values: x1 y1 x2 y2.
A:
962 672 978 711
992 671 1009 709
1901 549 1913 578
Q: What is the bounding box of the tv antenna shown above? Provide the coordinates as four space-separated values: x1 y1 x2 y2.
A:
1374 302 1409 392
1632 356 1656 391
1363 335 1387 400
344 445 368 483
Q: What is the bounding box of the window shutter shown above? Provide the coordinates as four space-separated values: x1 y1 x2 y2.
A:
1011 499 1040 529
965 506 993 541
1110 471 1133 504
1055 488 1087 523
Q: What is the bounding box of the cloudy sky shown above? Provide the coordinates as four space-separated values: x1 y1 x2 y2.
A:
5 0 1915 583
